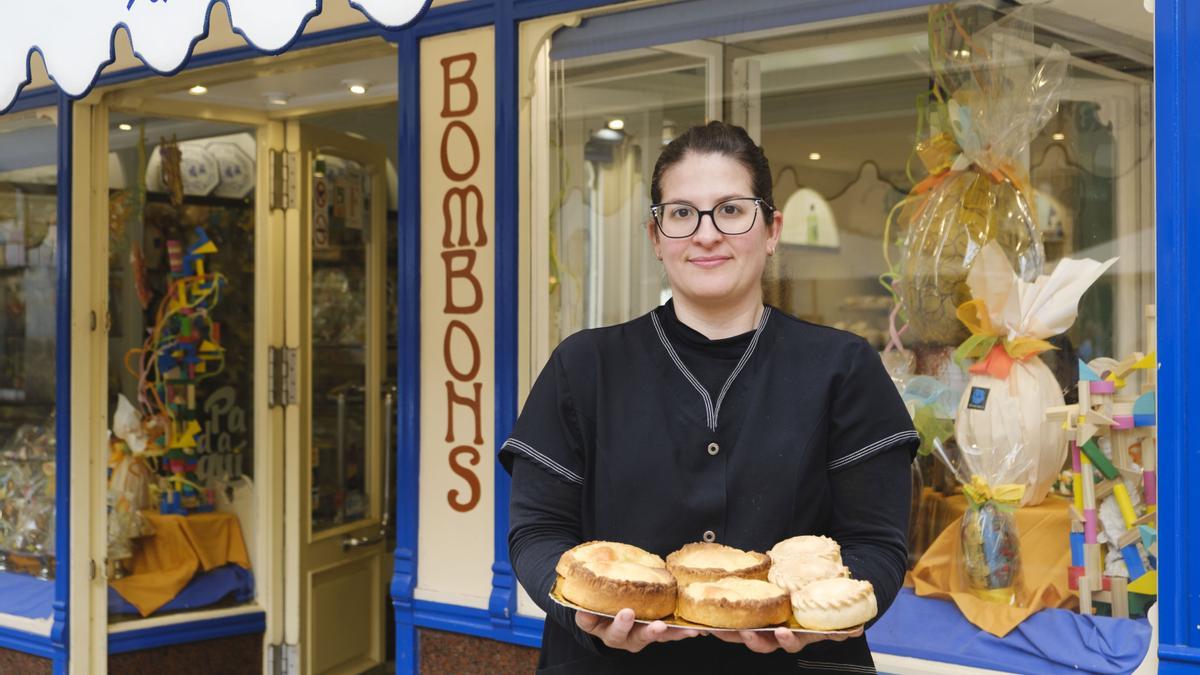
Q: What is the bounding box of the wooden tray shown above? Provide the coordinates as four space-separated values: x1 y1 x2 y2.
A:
549 582 861 636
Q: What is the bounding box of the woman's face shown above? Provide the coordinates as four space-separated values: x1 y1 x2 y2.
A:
649 151 781 310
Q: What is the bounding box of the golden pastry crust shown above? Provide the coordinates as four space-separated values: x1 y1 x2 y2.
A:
768 535 842 564
676 578 791 629
556 541 667 577
558 560 677 620
666 542 770 588
767 555 850 593
790 577 877 630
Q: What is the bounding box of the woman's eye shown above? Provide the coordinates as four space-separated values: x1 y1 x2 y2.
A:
719 203 743 216
670 206 694 219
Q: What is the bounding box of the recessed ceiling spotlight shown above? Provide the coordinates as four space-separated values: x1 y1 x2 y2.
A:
607 118 625 131
118 123 133 131
1051 132 1066 141
188 85 208 95
808 152 822 161
265 92 291 106
593 128 624 142
344 80 370 95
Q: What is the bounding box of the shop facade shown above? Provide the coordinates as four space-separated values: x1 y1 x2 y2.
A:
0 0 1196 673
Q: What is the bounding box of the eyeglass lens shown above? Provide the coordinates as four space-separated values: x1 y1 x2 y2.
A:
654 198 760 238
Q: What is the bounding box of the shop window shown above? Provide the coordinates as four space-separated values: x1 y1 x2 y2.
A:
105 115 258 623
538 0 1155 670
0 109 59 621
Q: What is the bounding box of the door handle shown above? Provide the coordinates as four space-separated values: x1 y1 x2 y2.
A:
342 533 384 551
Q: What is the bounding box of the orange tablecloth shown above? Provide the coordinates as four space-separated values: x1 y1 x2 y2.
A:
109 511 250 617
911 494 1077 637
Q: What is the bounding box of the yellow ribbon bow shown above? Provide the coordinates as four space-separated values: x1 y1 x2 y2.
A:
953 299 1057 379
962 475 1025 509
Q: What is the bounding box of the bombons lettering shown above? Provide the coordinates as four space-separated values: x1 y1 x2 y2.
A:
443 320 481 381
440 53 478 118
442 186 487 247
439 121 480 182
444 381 483 445
441 249 483 314
447 446 481 512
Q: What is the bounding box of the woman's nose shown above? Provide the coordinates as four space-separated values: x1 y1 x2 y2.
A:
692 212 724 244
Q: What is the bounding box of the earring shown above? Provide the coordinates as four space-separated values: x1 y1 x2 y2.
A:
767 247 775 256
656 252 663 261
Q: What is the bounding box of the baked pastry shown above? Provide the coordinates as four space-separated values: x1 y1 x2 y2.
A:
676 578 791 629
666 542 770 588
790 577 877 630
556 541 667 577
559 560 677 620
556 541 675 620
767 555 850 593
768 535 841 564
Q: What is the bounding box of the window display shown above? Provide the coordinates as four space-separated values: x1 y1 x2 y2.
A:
541 0 1155 670
106 115 257 621
0 110 59 593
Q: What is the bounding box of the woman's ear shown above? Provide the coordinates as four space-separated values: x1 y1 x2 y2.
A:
647 219 662 259
766 208 783 254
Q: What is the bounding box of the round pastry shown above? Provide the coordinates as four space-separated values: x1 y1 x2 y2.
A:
676 577 791 629
556 541 667 577
666 542 770 588
767 555 850 593
790 577 877 630
768 535 841 564
558 560 677 620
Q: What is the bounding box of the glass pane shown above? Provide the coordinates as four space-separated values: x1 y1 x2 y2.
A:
106 114 257 622
543 0 1156 662
310 153 371 532
0 110 59 595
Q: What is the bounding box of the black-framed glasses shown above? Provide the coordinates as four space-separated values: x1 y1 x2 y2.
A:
650 198 773 239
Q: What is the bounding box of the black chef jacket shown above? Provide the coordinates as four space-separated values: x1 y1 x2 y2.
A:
500 302 919 674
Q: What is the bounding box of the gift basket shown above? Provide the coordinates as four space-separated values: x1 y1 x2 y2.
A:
0 419 56 578
892 6 1068 347
953 241 1115 507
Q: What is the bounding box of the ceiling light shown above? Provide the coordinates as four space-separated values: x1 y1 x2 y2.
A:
118 123 133 131
1051 132 1066 141
953 49 971 59
265 92 290 106
188 85 208 95
593 128 624 142
344 80 370 95
607 118 625 131
345 131 367 141
808 152 822 161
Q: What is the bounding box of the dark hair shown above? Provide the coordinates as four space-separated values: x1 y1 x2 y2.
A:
650 121 774 214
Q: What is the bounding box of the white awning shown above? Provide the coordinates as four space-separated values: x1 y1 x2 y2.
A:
0 0 430 112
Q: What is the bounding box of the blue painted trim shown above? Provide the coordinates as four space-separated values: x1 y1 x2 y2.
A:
106 611 265 654
1155 0 1200 669
51 93 73 675
1160 644 1200 667
411 1 496 38
391 25 422 675
488 0 520 632
413 600 541 648
0 626 55 660
2 87 61 116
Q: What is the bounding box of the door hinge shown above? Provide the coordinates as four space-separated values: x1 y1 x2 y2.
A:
268 346 298 408
268 642 299 675
269 149 297 210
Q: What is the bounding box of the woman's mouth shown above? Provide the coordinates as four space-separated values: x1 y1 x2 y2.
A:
689 256 730 269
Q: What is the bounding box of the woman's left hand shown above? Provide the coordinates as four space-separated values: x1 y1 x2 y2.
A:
712 626 862 654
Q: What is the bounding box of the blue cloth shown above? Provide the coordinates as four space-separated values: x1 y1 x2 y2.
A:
108 564 254 616
0 571 53 620
868 588 1152 674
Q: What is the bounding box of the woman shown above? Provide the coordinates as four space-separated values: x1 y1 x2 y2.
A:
501 121 918 674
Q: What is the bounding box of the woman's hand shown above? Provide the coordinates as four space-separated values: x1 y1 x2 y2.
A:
575 609 700 653
712 626 862 654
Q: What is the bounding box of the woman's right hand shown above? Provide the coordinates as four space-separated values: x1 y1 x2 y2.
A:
575 609 700 653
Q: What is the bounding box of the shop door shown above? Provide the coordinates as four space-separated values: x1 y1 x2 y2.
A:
281 122 389 675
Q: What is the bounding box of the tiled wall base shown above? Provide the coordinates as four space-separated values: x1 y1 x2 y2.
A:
419 628 538 674
0 647 51 674
109 632 262 674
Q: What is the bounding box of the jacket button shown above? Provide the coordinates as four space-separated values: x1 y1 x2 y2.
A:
703 530 716 543
707 442 719 456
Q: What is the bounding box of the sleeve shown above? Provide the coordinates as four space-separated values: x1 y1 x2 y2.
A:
508 457 602 654
826 338 920 473
499 346 586 485
828 445 912 624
